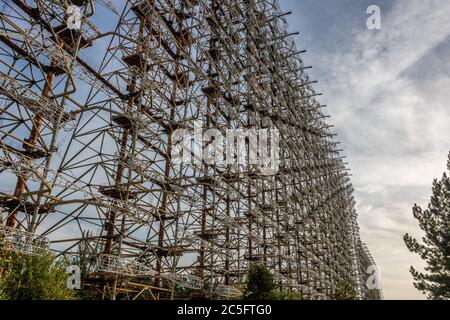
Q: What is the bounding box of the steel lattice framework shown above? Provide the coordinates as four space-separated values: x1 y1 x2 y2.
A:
0 0 381 300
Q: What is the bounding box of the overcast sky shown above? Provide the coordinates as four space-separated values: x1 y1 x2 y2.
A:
279 0 450 299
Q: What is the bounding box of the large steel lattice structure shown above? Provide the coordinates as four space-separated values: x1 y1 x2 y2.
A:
0 0 381 300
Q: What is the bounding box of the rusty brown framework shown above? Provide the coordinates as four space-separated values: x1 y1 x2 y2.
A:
0 0 381 300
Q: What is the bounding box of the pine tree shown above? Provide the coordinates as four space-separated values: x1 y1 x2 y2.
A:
245 263 276 300
0 249 76 300
404 152 450 300
329 281 357 300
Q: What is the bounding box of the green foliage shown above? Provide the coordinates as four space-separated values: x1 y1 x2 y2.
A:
329 281 358 300
267 291 304 300
244 263 276 300
0 270 6 299
73 282 97 300
403 152 450 300
243 264 304 300
0 250 76 300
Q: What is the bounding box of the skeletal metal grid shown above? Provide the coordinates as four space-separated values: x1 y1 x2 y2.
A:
0 0 380 300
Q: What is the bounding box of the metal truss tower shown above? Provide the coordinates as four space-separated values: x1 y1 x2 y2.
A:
0 0 380 300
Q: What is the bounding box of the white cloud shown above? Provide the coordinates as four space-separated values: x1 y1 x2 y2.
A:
283 0 450 299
